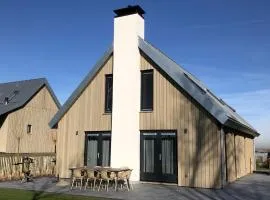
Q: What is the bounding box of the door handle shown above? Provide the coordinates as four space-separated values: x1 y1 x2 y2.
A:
97 153 100 159
159 153 162 161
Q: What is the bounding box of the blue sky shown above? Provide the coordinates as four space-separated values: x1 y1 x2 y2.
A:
0 0 269 147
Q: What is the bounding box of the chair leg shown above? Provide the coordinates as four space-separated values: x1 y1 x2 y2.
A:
80 178 83 190
84 178 89 190
93 179 96 191
98 179 102 191
126 179 130 191
114 178 117 191
106 180 109 192
70 178 75 190
129 179 133 190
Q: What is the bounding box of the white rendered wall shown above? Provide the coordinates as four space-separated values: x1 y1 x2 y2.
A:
111 14 144 181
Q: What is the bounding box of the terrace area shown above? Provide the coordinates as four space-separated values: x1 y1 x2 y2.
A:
0 174 270 200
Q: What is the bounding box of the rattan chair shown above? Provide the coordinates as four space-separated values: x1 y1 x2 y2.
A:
84 169 97 190
70 169 84 190
98 170 116 191
116 170 128 191
125 169 133 190
109 171 117 191
117 169 133 191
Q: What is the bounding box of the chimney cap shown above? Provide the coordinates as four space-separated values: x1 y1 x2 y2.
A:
114 5 145 18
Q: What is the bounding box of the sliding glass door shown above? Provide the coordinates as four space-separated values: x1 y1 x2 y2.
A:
84 132 111 167
140 131 177 183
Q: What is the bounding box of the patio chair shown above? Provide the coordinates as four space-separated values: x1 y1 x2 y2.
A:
109 171 117 191
84 169 97 190
126 169 133 190
116 170 129 191
117 169 133 191
70 169 85 190
98 170 116 192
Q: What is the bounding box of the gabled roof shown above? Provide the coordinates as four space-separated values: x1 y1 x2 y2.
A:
49 39 259 137
138 38 259 137
49 47 113 128
0 78 61 116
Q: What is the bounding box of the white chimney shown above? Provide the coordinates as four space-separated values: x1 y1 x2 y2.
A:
111 5 145 181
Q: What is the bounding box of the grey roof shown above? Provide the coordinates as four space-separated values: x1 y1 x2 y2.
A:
0 78 60 116
49 38 259 137
138 37 259 137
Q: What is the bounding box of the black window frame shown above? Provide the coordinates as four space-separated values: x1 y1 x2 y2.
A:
84 131 111 167
27 124 32 134
104 74 113 113
141 69 154 111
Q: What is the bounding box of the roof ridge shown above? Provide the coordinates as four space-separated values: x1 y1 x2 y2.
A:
0 77 46 85
0 77 60 116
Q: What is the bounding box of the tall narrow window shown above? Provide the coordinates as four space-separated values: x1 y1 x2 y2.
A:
27 124 32 134
141 70 153 111
105 74 113 112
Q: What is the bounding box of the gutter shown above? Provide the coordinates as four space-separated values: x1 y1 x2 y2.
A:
224 118 260 137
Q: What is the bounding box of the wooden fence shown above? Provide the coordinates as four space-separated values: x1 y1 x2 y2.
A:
0 153 56 181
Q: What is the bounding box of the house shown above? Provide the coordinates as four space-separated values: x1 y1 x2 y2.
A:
49 5 260 188
0 78 60 153
255 148 270 163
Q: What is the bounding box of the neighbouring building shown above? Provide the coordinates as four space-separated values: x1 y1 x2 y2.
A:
0 78 60 153
255 148 270 163
49 5 259 188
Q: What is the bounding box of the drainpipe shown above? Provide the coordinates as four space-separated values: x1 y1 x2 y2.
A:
253 139 256 171
220 126 226 188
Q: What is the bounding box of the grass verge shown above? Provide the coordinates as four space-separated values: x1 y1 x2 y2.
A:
0 188 113 200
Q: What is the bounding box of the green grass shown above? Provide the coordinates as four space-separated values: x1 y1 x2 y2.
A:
0 188 112 200
256 167 270 171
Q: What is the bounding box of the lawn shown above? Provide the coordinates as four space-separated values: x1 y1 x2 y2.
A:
0 188 112 200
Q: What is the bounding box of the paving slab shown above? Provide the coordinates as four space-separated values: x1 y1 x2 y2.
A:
0 174 270 200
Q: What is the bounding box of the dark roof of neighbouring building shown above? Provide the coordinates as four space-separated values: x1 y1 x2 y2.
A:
49 39 259 137
256 148 270 153
0 78 61 116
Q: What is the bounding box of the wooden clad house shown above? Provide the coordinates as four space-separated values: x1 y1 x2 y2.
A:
0 78 60 153
49 6 259 188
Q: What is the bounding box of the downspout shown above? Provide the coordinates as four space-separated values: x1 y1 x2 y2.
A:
220 126 226 188
253 139 256 171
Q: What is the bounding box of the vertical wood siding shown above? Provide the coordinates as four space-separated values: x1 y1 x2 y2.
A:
140 55 222 188
245 137 254 174
56 56 113 178
225 133 237 182
226 132 254 183
5 87 58 153
0 115 9 152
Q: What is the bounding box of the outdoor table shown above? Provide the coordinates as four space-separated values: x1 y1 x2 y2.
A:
68 166 131 191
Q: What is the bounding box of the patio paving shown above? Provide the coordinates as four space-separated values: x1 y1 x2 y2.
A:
0 174 270 200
